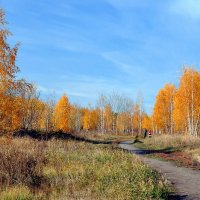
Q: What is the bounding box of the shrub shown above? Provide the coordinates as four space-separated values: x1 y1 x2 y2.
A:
0 138 46 187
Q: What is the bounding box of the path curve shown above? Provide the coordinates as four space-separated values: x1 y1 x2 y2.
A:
119 141 200 200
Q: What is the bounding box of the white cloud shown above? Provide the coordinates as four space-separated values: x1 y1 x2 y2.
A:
101 51 148 78
171 0 200 19
105 0 146 10
38 85 55 95
38 85 49 93
102 52 132 74
42 74 127 104
67 92 89 98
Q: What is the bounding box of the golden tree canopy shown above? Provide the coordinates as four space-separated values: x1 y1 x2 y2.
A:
54 94 71 132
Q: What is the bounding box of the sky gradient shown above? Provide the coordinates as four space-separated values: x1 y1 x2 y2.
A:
1 0 200 113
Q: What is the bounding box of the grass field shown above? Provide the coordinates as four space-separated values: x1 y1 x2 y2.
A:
77 132 136 143
140 135 200 164
0 136 171 200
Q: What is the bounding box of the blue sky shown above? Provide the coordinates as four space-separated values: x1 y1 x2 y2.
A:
1 0 200 113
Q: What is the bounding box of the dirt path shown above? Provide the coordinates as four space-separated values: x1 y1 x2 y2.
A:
119 141 200 200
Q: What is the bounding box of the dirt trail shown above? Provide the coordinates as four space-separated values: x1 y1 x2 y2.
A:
119 141 200 200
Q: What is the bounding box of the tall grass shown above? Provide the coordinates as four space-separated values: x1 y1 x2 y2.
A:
143 134 200 150
77 131 135 143
143 134 200 163
0 137 171 199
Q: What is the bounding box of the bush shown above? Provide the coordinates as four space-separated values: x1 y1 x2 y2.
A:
0 138 46 187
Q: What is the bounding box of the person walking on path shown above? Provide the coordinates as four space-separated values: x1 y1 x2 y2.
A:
144 129 148 139
148 130 152 138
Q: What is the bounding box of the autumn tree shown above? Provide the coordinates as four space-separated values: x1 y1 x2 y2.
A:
54 94 71 132
104 104 113 132
117 112 130 133
82 107 100 132
116 98 134 134
142 114 152 130
132 93 144 135
97 94 107 133
70 104 83 132
18 84 44 131
173 68 200 136
108 92 126 134
153 84 176 134
39 94 56 132
124 98 134 134
83 108 90 131
0 9 19 87
0 9 19 133
90 108 100 131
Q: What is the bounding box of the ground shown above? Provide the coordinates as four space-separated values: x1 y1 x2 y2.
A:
119 140 200 200
0 135 171 200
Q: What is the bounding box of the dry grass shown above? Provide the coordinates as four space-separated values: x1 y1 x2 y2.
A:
0 137 171 199
142 134 200 149
0 137 46 188
185 148 200 163
1 186 34 200
77 132 135 143
142 134 200 163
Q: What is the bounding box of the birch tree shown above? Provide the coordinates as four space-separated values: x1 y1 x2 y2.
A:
133 93 144 135
54 94 71 132
97 94 107 133
174 68 200 136
153 84 175 134
0 9 19 133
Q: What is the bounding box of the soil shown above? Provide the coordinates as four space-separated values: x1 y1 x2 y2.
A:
153 151 200 170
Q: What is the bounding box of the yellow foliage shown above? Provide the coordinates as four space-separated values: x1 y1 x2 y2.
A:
83 108 100 131
104 105 113 131
142 114 152 130
153 83 175 133
54 95 71 132
173 68 200 135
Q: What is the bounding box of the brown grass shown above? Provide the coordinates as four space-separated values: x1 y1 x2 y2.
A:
0 137 46 188
0 136 171 199
143 134 200 164
77 131 135 143
143 135 200 149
